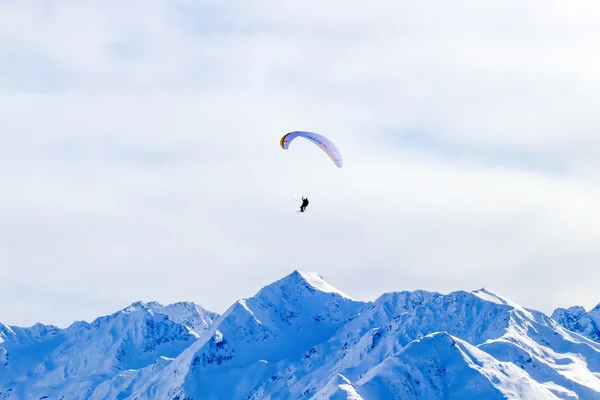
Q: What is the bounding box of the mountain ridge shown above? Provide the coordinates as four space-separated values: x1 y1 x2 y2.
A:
1 269 598 400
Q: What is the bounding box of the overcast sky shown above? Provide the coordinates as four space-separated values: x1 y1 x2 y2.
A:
2 1 600 328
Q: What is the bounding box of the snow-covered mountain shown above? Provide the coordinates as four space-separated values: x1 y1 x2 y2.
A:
1 270 599 400
0 300 218 399
552 303 600 343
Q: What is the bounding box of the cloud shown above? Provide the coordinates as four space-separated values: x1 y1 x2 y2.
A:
1 0 600 327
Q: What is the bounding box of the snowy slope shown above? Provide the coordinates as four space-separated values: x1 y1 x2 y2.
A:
552 303 600 343
312 374 364 399
129 300 219 336
89 355 175 400
1 270 599 400
0 322 67 386
0 301 218 400
356 332 559 399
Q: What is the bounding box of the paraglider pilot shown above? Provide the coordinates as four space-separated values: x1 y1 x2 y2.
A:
300 197 309 212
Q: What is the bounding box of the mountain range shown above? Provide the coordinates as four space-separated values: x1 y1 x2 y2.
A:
1 270 599 399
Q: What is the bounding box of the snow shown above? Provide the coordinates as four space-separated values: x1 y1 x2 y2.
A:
122 270 368 399
472 287 535 320
1 270 599 399
0 323 16 344
0 301 218 400
132 300 219 337
311 374 364 399
552 304 600 343
357 332 559 399
297 270 355 300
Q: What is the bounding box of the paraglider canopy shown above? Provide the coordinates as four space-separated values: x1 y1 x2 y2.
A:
280 131 343 168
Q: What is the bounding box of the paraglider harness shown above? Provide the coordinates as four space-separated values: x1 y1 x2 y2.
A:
300 197 309 212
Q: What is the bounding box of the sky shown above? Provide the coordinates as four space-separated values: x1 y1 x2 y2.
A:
1 0 600 328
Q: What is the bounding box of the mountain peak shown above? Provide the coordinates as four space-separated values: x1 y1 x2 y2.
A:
272 269 354 300
125 301 163 312
129 301 146 309
120 301 164 313
471 287 526 312
220 269 366 342
551 304 600 343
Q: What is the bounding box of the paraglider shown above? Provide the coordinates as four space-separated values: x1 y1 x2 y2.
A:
280 131 341 213
279 131 343 168
299 197 309 212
